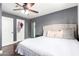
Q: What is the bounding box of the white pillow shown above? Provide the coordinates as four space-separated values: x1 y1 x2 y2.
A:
63 30 75 39
43 31 47 36
46 30 63 38
44 29 75 39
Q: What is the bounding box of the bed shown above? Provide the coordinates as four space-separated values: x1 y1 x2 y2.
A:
15 24 79 56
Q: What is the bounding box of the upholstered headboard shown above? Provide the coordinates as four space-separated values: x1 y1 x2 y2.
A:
43 24 77 39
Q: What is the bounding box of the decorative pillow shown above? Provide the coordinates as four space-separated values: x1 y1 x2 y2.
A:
47 30 55 38
55 30 63 38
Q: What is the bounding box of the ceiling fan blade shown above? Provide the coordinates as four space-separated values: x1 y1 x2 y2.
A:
13 9 23 10
16 3 23 7
26 3 35 8
30 3 35 7
29 9 39 13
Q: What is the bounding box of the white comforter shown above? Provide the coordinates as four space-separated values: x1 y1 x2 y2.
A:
16 36 79 56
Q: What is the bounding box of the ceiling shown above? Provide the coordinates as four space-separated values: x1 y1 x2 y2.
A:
2 3 77 19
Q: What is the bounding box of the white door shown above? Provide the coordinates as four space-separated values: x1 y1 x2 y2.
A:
2 16 13 46
16 19 25 41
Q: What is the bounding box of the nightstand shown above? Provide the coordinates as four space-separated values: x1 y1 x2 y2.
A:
35 35 42 37
77 38 79 41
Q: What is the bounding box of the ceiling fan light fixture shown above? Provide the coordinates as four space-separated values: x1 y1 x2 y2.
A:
21 10 29 14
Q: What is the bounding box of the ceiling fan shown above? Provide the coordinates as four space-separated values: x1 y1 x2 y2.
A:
13 3 39 13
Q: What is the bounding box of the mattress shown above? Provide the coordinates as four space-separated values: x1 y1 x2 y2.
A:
15 36 79 56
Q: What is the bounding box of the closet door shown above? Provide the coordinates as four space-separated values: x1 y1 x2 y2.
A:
2 16 13 46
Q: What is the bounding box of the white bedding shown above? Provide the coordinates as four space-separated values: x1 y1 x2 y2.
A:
15 36 79 56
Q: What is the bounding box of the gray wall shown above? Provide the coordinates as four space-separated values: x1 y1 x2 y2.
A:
0 4 2 50
34 6 78 35
25 20 30 38
78 4 79 39
2 12 29 41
